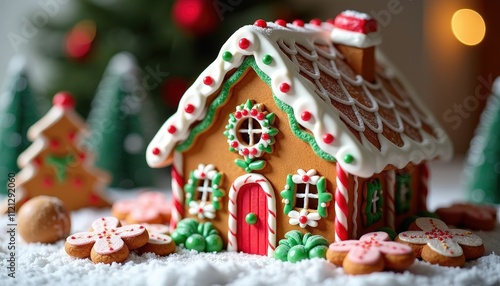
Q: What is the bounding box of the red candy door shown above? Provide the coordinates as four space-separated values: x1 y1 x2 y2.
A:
237 183 268 255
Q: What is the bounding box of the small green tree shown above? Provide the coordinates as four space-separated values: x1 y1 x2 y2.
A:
0 57 40 195
86 52 159 189
465 77 500 204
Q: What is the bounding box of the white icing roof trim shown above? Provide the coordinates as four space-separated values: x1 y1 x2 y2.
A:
341 10 373 20
147 22 452 178
330 28 381 48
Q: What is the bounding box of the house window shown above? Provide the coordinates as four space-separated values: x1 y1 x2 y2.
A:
363 179 383 227
225 100 278 173
280 169 333 228
184 164 224 219
396 173 412 214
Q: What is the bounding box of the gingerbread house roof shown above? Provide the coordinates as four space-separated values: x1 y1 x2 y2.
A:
147 17 452 178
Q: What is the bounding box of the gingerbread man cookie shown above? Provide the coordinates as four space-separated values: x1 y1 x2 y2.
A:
396 217 485 267
65 217 149 264
136 224 176 256
112 191 171 224
326 232 415 275
436 203 497 231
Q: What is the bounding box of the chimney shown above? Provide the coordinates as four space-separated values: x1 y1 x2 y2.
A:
330 11 381 82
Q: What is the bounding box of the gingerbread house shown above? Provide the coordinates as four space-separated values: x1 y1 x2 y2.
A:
146 11 452 256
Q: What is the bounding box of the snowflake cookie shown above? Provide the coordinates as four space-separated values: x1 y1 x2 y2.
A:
112 191 171 224
65 217 149 264
136 224 176 256
326 232 415 275
396 217 485 267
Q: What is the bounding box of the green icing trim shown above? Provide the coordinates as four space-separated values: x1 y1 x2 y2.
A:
175 57 337 162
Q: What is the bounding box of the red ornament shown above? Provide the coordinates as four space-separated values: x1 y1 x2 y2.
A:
254 19 267 28
292 19 304 27
65 20 96 60
238 38 250 50
167 125 177 134
275 19 287 27
323 133 335 144
203 76 213 85
185 104 195 114
301 111 312 121
279 83 291 93
152 148 161 155
172 0 220 36
162 77 189 107
53 91 75 108
310 18 322 26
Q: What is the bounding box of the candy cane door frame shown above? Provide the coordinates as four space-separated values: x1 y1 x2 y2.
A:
227 174 276 256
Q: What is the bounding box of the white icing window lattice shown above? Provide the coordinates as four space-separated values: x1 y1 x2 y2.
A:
185 164 225 219
281 169 333 229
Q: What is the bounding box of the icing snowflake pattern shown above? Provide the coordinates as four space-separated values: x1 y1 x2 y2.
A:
188 201 216 219
329 232 412 264
66 217 146 255
398 218 483 257
288 209 321 228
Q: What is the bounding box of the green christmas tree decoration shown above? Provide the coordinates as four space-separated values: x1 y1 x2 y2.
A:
465 77 500 204
86 52 159 189
0 57 40 195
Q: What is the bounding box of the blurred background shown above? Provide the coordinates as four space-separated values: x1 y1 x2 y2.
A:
0 0 499 192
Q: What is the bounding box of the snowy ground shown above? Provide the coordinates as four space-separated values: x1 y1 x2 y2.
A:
1 157 500 286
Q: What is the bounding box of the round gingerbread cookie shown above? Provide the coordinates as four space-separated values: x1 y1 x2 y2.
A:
326 232 415 275
136 224 176 256
396 217 485 267
18 196 71 243
65 217 149 264
436 203 497 231
112 192 171 224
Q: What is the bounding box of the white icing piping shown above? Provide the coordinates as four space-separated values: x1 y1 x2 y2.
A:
352 175 359 238
146 22 452 178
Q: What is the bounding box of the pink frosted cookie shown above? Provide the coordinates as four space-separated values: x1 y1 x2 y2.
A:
326 232 415 275
396 217 485 267
65 217 149 264
136 224 176 256
112 191 171 224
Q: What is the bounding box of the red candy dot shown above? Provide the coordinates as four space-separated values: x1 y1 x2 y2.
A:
250 148 257 155
235 111 242 119
262 133 269 140
302 175 309 182
203 76 213 85
254 19 267 28
33 158 42 167
185 104 195 114
152 148 161 155
292 19 304 27
68 131 76 141
50 139 59 149
250 109 258 116
301 111 311 121
242 109 248 116
299 216 308 224
231 141 238 148
275 19 287 27
167 125 177 134
239 38 250 50
42 177 53 188
310 18 322 26
53 91 75 108
257 113 264 120
323 133 334 144
326 18 335 25
242 148 249 156
279 83 290 93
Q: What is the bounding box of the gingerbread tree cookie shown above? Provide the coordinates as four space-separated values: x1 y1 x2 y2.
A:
396 217 485 267
13 92 110 211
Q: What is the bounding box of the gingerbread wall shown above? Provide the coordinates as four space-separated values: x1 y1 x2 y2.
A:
180 66 339 247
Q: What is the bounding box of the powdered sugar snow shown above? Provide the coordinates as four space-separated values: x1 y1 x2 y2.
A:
1 205 500 286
